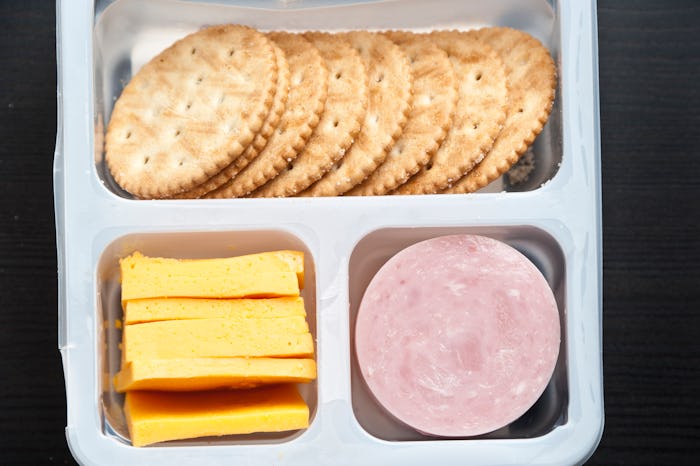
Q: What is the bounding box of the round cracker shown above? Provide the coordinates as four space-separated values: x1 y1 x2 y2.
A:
105 24 278 199
174 41 290 199
206 32 329 199
302 31 413 197
251 32 368 198
444 27 556 194
347 32 457 196
394 30 507 195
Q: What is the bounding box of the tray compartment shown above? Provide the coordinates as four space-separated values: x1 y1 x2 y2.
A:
92 0 562 198
348 225 568 441
96 228 318 446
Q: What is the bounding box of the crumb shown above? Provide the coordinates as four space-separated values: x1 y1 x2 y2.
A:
506 149 535 186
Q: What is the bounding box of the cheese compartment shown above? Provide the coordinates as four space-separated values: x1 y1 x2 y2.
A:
92 0 562 199
96 229 319 446
348 225 568 441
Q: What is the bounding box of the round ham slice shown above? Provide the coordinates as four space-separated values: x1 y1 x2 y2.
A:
355 234 560 437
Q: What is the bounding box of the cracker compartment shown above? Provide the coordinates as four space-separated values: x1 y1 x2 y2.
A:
56 0 602 464
93 0 562 199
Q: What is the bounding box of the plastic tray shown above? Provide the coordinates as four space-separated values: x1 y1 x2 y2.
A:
54 0 603 464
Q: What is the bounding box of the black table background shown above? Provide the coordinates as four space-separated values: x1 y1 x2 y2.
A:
1 1 698 464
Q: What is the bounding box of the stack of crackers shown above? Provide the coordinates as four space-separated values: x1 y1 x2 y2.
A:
105 25 556 199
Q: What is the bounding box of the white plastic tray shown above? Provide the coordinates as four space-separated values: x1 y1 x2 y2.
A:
54 0 603 464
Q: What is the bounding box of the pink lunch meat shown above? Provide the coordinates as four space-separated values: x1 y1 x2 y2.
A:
354 234 560 437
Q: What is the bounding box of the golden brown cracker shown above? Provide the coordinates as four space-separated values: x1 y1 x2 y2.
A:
302 31 413 197
105 25 278 199
174 41 290 199
206 32 329 199
251 33 368 197
444 27 556 194
394 30 507 195
347 32 457 196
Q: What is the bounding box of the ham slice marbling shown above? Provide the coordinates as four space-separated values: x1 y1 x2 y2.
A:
355 234 560 437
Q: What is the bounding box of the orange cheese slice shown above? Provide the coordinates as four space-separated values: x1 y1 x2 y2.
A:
122 317 314 361
124 384 309 447
114 357 317 392
119 250 305 303
123 296 306 324
274 250 305 288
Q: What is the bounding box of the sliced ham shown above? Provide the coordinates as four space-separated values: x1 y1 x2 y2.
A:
355 234 560 437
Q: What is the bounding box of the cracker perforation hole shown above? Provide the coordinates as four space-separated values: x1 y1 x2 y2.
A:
475 72 482 81
196 76 204 85
125 131 132 140
178 160 185 167
376 73 385 83
143 157 150 165
228 48 236 57
518 108 524 113
174 129 181 137
191 47 197 55
186 102 192 111
333 120 339 128
473 122 480 130
335 72 342 80
426 162 433 171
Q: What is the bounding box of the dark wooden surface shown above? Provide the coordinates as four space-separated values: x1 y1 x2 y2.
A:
0 1 698 464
